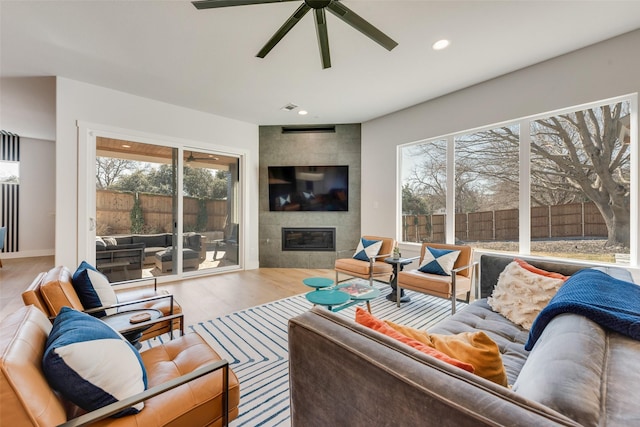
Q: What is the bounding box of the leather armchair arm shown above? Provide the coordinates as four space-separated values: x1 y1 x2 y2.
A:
57 359 230 427
108 312 185 337
336 248 357 258
110 276 158 291
451 260 479 275
83 293 176 316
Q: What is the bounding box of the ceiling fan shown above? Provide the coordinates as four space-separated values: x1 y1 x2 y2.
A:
192 0 398 69
186 151 218 162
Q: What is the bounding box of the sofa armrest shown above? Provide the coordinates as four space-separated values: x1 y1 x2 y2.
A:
58 359 230 427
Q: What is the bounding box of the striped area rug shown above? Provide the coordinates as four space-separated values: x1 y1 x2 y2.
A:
143 280 467 427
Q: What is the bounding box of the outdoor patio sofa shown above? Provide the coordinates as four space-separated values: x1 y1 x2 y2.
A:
288 254 640 426
97 232 203 278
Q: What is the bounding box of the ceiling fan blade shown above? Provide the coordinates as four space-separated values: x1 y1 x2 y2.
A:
192 0 297 10
314 8 331 69
327 1 398 51
256 3 311 58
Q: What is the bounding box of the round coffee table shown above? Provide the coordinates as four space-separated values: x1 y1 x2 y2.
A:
302 277 335 289
305 289 350 311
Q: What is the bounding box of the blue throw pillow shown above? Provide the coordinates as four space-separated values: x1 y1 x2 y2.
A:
42 307 148 417
72 261 117 317
418 247 461 276
353 238 383 262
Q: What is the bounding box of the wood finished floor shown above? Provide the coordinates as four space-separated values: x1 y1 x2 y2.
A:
0 256 336 326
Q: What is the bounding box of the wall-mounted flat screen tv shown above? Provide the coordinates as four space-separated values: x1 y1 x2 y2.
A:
268 165 348 211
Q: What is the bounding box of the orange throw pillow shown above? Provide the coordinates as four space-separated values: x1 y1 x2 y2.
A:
354 308 474 373
514 258 569 281
385 320 508 387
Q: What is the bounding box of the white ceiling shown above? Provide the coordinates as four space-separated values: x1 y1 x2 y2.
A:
2 1 640 125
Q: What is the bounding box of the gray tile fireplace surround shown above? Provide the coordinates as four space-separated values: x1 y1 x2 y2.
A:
258 124 361 268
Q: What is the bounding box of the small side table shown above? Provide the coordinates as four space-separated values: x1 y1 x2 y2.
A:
101 309 162 349
302 277 334 289
384 257 415 303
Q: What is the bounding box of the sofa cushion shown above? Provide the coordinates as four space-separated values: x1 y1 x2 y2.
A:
96 236 107 249
355 308 474 373
514 258 569 281
385 321 507 386
487 261 564 330
72 261 117 316
513 313 640 426
419 246 461 276
102 236 118 246
132 233 169 248
429 299 530 386
353 237 382 262
42 307 147 417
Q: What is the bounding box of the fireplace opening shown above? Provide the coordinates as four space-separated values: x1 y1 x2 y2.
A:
282 227 336 252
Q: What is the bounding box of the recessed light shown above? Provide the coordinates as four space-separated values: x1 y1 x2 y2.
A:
298 110 308 116
122 144 131 148
432 39 450 51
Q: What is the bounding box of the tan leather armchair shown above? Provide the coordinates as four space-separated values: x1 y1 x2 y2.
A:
21 266 183 341
397 243 477 314
335 236 395 286
0 305 239 427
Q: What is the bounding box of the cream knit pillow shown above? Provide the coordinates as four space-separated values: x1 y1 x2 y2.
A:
487 261 564 330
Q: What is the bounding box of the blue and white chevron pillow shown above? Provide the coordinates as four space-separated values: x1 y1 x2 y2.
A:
42 307 148 417
353 237 383 262
419 246 461 276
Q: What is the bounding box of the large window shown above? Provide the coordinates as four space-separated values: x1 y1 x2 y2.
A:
400 97 633 264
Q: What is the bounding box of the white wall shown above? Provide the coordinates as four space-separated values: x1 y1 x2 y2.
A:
0 77 56 141
17 138 56 256
0 77 56 257
56 78 259 269
361 29 640 262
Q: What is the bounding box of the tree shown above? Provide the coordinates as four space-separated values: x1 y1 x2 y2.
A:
130 193 144 233
210 170 230 199
183 167 216 198
530 103 630 247
425 101 630 248
401 185 430 215
95 157 136 189
112 169 151 193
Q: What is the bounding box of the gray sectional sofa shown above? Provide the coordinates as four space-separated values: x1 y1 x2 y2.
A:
288 254 640 426
96 233 203 279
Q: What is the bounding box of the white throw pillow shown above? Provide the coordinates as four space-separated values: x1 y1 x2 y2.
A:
487 261 564 330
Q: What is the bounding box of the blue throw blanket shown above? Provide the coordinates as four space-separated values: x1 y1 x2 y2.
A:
525 269 640 351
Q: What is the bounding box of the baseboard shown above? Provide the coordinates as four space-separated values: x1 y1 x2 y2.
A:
1 249 55 259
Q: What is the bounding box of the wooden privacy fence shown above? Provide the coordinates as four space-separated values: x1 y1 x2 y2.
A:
96 190 228 235
403 202 608 243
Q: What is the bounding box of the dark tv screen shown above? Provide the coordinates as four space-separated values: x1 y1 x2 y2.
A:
268 165 348 211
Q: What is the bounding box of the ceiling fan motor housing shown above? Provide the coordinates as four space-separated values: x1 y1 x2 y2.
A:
306 0 332 9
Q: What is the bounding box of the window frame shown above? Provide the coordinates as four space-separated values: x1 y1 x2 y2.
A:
398 93 638 267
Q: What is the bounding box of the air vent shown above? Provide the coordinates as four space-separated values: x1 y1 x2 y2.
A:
281 125 336 134
280 103 298 111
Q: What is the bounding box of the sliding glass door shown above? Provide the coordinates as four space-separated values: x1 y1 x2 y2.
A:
182 149 240 273
94 138 241 280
